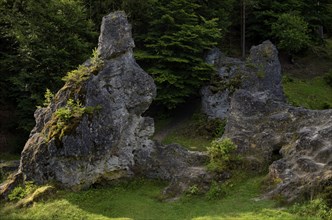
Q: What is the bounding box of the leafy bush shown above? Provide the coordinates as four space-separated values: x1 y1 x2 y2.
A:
207 138 239 172
8 181 36 202
290 199 332 220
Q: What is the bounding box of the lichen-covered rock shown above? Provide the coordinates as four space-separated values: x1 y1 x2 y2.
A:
205 40 332 202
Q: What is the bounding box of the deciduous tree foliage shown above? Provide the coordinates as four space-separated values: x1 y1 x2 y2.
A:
0 0 96 131
271 13 310 53
245 0 332 46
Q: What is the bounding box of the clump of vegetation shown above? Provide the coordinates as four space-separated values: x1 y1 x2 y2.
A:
271 13 310 54
43 89 54 107
210 74 243 94
206 181 226 200
290 199 332 220
8 181 36 202
207 138 240 173
46 99 101 141
63 49 103 86
186 185 200 196
43 49 104 142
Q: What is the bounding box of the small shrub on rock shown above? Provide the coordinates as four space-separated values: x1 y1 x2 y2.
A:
8 181 36 202
207 138 240 172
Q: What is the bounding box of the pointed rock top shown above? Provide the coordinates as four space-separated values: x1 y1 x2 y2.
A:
97 11 135 59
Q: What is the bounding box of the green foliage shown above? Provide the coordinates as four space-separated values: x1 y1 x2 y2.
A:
136 0 221 109
206 181 226 200
8 181 36 202
55 99 86 122
186 185 200 196
271 13 310 53
207 138 239 173
62 65 91 85
62 49 103 85
43 89 55 107
290 199 332 220
47 99 101 141
0 0 96 131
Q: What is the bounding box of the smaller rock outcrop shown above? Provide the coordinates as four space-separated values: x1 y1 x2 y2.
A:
203 41 332 202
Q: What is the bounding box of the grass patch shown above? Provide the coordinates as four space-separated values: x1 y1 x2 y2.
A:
282 74 332 109
0 176 315 220
154 113 225 152
162 133 211 151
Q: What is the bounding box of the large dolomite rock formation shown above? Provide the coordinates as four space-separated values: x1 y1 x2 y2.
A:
0 12 209 196
18 11 156 189
203 41 332 202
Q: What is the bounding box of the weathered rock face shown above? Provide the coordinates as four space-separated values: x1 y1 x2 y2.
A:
204 41 332 202
18 11 156 189
201 41 284 119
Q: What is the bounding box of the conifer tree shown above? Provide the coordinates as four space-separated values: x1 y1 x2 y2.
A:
136 0 221 108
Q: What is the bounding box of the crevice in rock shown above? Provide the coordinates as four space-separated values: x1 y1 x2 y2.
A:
270 148 282 163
